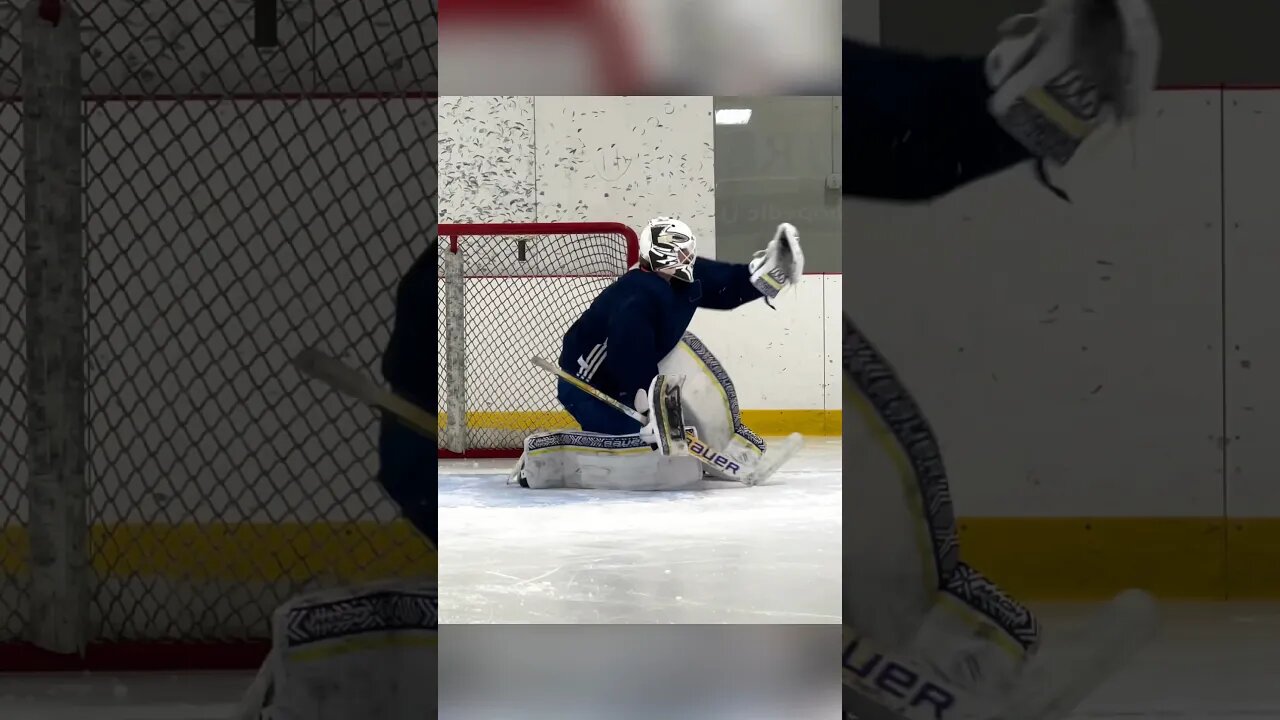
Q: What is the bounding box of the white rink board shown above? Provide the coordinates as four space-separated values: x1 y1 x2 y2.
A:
846 91 1223 518
438 96 536 224
438 94 838 421
439 95 717 256
532 96 717 255
687 274 836 410
1222 91 1280 518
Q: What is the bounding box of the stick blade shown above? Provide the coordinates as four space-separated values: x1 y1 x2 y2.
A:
748 432 804 485
999 589 1160 720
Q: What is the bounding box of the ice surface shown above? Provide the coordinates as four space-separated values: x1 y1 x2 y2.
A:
4 432 1277 718
1067 601 1280 719
0 671 251 720
438 437 844 624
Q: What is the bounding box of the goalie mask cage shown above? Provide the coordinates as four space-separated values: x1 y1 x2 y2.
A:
0 0 437 670
438 223 640 458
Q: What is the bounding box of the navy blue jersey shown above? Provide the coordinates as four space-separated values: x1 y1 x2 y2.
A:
382 239 437 412
559 257 761 407
377 237 436 542
844 39 1030 201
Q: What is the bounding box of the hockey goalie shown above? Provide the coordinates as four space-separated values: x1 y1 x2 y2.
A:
512 217 804 491
844 1 1161 719
238 245 441 719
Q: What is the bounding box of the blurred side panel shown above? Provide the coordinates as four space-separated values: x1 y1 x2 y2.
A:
439 0 840 95
844 0 880 43
439 625 839 719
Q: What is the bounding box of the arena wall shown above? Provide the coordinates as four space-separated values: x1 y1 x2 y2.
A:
442 90 1280 599
439 95 842 437
850 89 1280 599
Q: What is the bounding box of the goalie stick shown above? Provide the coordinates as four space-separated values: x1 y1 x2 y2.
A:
290 347 439 552
995 588 1159 720
530 356 801 485
292 347 437 441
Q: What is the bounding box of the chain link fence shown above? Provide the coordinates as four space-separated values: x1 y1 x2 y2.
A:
1 0 436 661
0 9 23 644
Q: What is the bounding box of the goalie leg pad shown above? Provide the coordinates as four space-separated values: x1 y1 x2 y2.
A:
646 373 690 456
238 580 438 720
377 414 437 543
913 566 1041 697
847 593 1158 720
521 429 702 490
844 625 984 720
844 314 1039 696
660 333 768 480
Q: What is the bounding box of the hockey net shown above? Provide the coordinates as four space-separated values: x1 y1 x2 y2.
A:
438 223 639 458
0 0 436 669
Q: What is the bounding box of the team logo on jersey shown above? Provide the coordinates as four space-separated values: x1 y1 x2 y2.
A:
576 339 607 382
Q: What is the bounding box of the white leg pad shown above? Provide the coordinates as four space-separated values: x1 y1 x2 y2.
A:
523 430 703 490
236 579 437 720
659 332 767 480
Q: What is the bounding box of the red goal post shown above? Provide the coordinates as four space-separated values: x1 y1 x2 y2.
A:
437 222 640 458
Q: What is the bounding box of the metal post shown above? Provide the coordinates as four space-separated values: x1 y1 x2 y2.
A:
443 237 467 454
21 0 86 654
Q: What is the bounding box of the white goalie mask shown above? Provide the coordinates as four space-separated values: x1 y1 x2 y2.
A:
639 217 697 282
